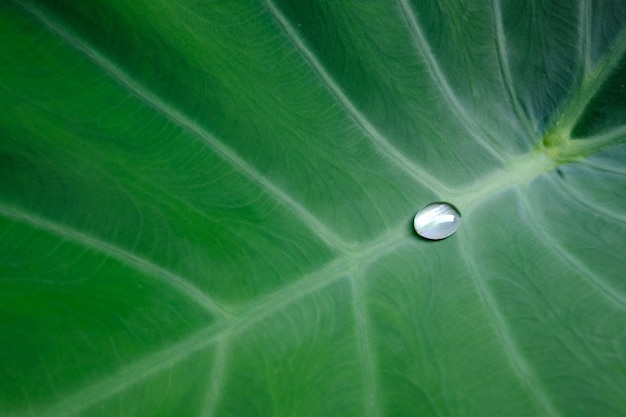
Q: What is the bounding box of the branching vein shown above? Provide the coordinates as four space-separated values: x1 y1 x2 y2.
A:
263 0 448 195
518 191 626 310
20 325 224 417
457 234 562 417
491 0 537 139
23 225 409 417
13 0 349 253
549 175 626 223
201 337 230 417
0 203 229 318
579 0 592 76
7 2 626 416
349 273 380 417
552 25 626 136
397 0 507 162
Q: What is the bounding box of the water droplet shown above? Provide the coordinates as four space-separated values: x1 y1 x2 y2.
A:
413 202 462 240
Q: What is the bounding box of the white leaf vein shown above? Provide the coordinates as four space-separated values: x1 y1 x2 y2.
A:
201 337 230 417
579 0 592 76
396 0 508 162
23 226 408 417
8 1 626 416
0 203 229 318
518 191 626 310
262 0 448 195
12 0 349 253
549 175 626 223
457 234 561 417
490 0 537 139
349 273 380 417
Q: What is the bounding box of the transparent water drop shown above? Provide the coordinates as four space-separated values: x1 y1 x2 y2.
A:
413 202 462 240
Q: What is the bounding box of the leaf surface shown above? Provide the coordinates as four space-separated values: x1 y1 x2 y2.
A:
1 0 625 416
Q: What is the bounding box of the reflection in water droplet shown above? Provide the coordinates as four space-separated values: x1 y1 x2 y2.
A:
413 202 462 240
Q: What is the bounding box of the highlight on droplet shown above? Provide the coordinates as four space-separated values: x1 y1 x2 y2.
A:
413 202 461 240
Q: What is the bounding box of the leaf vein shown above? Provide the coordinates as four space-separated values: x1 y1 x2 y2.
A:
579 0 592 76
13 0 348 253
349 273 380 417
15 326 223 417
201 337 230 417
25 227 408 417
396 0 507 162
518 192 626 310
550 175 626 223
490 0 537 139
263 0 448 195
0 203 229 318
458 234 562 417
552 25 626 135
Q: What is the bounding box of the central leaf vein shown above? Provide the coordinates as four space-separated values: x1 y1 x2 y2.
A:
26 227 407 417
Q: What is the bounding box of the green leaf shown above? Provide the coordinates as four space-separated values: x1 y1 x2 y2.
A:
1 0 625 416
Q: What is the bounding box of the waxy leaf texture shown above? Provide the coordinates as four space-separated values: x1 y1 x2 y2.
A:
1 1 625 416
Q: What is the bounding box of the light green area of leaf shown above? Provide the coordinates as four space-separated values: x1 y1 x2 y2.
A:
1 0 625 416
